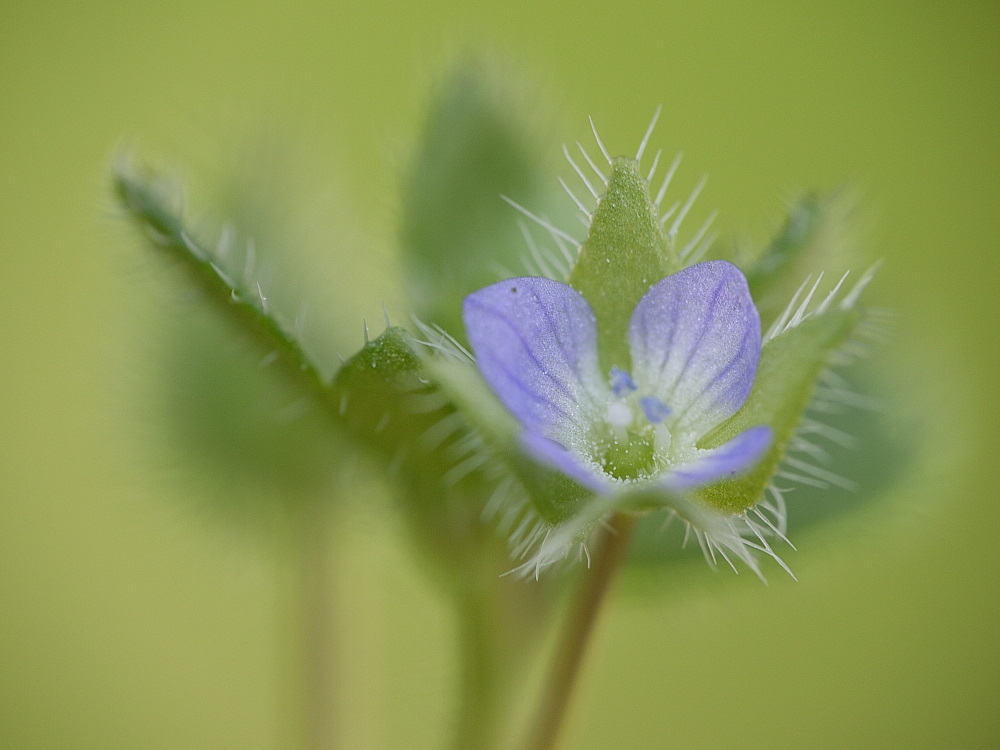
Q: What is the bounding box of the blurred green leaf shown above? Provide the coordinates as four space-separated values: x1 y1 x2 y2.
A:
400 57 561 338
117 157 350 520
742 190 862 330
743 194 822 288
155 305 346 516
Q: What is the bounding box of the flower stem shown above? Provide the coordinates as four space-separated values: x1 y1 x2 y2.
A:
523 512 636 750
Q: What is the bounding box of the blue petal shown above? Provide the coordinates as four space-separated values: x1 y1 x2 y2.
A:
660 426 772 491
463 278 604 444
520 431 611 493
628 261 761 437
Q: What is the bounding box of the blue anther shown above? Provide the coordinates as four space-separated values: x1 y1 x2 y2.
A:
639 395 672 423
609 366 637 397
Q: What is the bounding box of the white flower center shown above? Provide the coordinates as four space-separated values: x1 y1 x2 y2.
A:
606 400 633 429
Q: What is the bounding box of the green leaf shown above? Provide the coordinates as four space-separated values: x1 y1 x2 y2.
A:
152 306 346 515
743 194 822 287
743 190 862 330
400 57 561 338
697 309 859 513
117 156 349 519
568 157 677 374
115 157 327 387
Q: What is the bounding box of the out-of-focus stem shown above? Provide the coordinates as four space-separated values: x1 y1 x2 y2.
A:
302 507 336 750
523 512 636 750
453 588 505 750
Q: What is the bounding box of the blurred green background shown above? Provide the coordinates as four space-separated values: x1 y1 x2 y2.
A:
2 0 998 748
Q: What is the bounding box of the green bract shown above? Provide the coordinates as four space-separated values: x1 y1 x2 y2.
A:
568 157 677 374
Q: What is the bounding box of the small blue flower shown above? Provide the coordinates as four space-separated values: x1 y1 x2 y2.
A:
462 260 772 496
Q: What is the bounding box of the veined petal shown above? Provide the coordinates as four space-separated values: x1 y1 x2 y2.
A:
660 425 772 492
520 431 611 494
463 277 604 444
629 261 761 437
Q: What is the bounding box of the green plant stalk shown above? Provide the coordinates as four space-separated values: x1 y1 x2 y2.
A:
523 512 637 750
301 506 337 750
454 587 507 750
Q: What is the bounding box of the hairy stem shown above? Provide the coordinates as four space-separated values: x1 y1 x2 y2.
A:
523 512 636 750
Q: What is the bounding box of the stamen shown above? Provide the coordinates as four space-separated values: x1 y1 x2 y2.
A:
639 395 671 423
608 366 637 396
606 401 633 429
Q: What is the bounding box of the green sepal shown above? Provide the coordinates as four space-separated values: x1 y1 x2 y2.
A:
744 191 859 330
400 58 561 338
426 357 594 526
568 157 676 374
697 309 858 513
331 328 497 552
332 327 429 454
